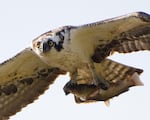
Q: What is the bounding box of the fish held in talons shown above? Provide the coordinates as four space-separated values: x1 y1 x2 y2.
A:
64 72 143 104
64 59 144 104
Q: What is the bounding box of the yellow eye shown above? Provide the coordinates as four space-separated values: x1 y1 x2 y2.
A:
49 41 54 47
36 42 41 48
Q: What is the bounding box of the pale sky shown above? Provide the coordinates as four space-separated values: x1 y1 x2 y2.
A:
0 0 150 120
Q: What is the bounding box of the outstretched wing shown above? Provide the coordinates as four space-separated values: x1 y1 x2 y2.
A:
64 59 143 104
70 12 150 62
0 48 66 119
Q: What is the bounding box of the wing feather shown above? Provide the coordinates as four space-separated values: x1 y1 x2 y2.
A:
71 12 150 42
113 25 150 53
0 48 66 119
70 12 150 62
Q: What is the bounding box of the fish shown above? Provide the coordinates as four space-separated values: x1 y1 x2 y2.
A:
64 59 143 105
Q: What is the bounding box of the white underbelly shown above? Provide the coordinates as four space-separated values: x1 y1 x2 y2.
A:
69 38 97 63
39 37 98 72
40 49 83 72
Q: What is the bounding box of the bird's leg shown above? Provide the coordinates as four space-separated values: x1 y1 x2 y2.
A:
70 69 78 83
88 61 109 90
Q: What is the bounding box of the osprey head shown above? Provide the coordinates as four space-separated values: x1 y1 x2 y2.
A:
32 31 65 55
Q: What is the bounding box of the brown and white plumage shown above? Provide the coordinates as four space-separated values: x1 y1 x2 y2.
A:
0 48 66 119
63 59 143 104
0 12 150 119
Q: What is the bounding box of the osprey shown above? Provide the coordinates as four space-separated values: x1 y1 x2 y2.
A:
0 12 150 119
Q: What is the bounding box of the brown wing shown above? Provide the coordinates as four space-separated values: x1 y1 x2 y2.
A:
70 12 150 62
0 48 66 119
64 59 143 103
112 25 150 53
72 12 150 41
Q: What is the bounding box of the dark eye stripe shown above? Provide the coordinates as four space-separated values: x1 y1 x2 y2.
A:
37 41 41 45
47 38 53 43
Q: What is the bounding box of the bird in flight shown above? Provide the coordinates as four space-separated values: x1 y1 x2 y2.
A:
0 11 150 119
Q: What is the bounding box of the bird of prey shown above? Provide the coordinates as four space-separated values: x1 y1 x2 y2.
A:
0 11 150 119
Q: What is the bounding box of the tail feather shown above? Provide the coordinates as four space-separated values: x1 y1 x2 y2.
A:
130 72 144 86
95 58 143 84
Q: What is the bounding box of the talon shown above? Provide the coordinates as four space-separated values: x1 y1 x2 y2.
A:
93 77 110 90
97 81 110 90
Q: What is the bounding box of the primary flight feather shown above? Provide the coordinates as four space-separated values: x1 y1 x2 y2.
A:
0 12 150 119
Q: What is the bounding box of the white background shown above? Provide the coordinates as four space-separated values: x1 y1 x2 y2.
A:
0 0 150 120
